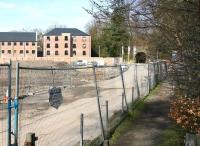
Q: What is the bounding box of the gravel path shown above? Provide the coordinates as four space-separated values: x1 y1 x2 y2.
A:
114 82 172 146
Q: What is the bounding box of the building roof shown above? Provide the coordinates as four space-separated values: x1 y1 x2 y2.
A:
0 32 36 42
44 28 89 36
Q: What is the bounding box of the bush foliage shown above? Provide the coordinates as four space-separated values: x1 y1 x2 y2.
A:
169 97 200 134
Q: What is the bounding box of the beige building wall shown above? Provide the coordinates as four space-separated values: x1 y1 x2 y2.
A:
43 34 91 58
0 41 37 59
43 33 71 57
72 36 91 57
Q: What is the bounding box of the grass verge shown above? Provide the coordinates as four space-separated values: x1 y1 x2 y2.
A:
109 84 161 145
157 124 186 146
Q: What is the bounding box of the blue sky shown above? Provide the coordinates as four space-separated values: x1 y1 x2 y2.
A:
0 0 92 32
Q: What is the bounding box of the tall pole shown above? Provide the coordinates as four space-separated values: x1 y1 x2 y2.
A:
156 49 159 60
135 64 140 98
119 65 128 110
7 60 12 146
128 46 130 63
122 45 124 63
80 113 84 146
93 67 105 140
14 62 19 146
99 45 101 58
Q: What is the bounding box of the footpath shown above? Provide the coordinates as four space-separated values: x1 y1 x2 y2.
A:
114 82 172 146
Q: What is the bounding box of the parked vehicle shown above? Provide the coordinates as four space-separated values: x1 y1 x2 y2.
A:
76 60 87 66
96 60 105 66
87 61 97 67
121 64 128 71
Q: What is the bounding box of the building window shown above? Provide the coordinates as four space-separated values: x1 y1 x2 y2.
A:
82 44 86 49
2 50 4 54
83 51 86 55
14 42 17 46
26 42 29 46
47 51 50 55
14 50 16 54
55 44 58 48
47 44 50 48
64 50 68 55
65 43 68 48
32 50 35 54
20 50 23 54
26 50 29 54
47 36 50 41
2 42 4 46
20 42 23 46
82 37 86 42
73 51 76 55
8 50 11 54
55 36 58 41
73 44 76 48
32 42 35 46
72 36 76 42
55 51 59 55
65 36 68 41
8 42 11 46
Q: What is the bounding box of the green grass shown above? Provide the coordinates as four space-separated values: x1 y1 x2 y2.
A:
157 124 186 146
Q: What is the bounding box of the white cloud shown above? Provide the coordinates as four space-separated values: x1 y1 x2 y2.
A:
0 2 16 9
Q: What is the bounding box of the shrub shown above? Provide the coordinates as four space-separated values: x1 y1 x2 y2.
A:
169 97 200 134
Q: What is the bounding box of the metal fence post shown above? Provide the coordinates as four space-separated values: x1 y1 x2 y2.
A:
122 93 124 112
164 61 168 78
51 67 55 87
165 62 168 78
14 62 19 146
132 87 134 103
105 100 109 139
104 100 110 146
80 113 84 146
135 64 140 99
105 101 109 130
156 62 159 84
93 66 105 140
153 63 157 86
159 61 162 81
119 65 128 111
7 60 12 146
148 63 151 93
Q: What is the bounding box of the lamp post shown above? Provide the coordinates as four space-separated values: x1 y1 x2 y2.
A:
121 45 124 62
99 45 101 58
133 46 137 63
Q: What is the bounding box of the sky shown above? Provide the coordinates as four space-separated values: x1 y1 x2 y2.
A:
0 0 92 32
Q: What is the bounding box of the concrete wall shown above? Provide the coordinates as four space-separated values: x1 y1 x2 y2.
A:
0 57 122 66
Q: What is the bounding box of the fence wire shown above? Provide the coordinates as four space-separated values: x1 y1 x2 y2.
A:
17 66 101 146
11 61 167 146
0 64 10 146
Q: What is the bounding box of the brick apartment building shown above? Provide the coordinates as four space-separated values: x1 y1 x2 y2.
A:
0 32 37 59
43 28 91 57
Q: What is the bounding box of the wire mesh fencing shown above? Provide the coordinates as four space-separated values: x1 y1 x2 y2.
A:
17 65 102 146
0 63 12 146
12 61 168 146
